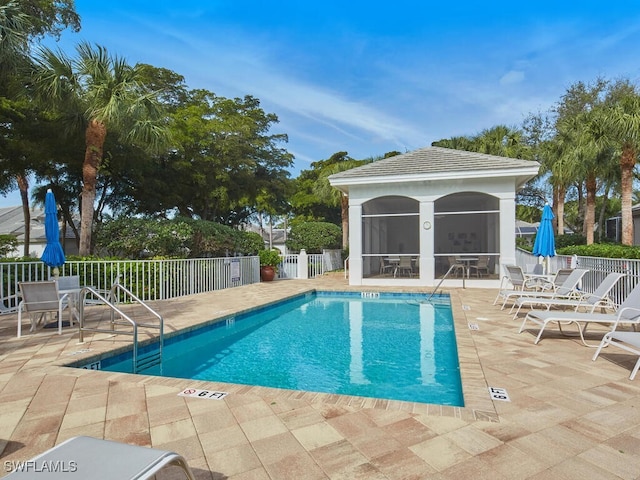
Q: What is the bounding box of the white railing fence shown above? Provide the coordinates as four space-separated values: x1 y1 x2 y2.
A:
515 249 640 307
276 253 327 280
0 257 260 305
1 252 335 307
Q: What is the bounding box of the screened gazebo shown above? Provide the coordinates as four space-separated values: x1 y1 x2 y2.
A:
328 146 540 287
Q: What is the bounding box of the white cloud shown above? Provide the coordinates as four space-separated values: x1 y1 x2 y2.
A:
499 70 525 86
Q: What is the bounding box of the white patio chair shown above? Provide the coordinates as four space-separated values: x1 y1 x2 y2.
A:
493 265 550 309
397 256 414 277
469 256 490 277
447 256 465 278
519 280 640 346
3 436 195 479
511 271 623 319
379 257 396 276
592 330 640 380
17 281 69 338
504 268 588 313
51 275 82 322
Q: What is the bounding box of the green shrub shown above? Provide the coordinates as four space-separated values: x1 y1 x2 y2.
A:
558 243 640 259
0 234 18 257
259 249 282 269
95 217 261 259
555 233 586 249
233 231 264 255
516 237 532 251
286 222 341 253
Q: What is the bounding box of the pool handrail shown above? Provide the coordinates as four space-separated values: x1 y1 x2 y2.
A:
428 264 466 300
77 283 163 373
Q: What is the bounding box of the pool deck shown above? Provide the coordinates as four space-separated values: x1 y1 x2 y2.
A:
2 273 640 479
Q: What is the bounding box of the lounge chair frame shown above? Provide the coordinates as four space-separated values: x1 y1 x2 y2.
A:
519 281 640 346
511 271 623 319
592 331 640 380
3 436 195 479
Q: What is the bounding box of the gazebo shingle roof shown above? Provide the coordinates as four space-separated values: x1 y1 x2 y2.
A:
329 146 538 181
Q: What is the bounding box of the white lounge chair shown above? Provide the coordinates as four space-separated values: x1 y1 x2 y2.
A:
493 265 544 308
519 280 640 346
511 271 624 319
17 281 69 338
495 266 586 310
592 330 640 380
506 268 588 311
3 436 195 479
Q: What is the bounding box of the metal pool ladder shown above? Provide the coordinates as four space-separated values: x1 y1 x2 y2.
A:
77 283 164 374
428 264 467 300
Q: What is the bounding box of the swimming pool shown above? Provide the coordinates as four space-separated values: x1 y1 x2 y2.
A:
90 291 463 406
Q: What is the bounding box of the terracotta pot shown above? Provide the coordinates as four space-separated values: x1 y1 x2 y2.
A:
260 266 276 282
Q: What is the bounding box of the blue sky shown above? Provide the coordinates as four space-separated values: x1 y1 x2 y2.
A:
3 0 640 207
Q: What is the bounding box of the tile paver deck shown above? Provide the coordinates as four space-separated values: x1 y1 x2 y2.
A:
1 273 640 479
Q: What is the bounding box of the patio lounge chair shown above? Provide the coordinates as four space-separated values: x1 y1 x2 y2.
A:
592 330 640 380
493 265 539 307
17 281 68 338
519 280 640 346
494 265 585 310
505 268 588 312
510 271 624 319
3 435 195 479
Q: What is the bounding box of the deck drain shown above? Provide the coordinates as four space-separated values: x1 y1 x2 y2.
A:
468 323 479 330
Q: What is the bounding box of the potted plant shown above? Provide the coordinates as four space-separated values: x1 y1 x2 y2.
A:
259 249 281 281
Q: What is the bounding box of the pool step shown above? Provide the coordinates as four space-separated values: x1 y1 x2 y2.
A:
136 348 162 373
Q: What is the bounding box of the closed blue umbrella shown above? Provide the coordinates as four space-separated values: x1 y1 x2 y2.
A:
40 189 66 272
533 203 555 273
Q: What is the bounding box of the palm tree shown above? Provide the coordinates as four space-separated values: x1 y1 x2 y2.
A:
31 42 169 255
313 152 372 249
554 113 615 244
595 88 640 245
0 1 28 69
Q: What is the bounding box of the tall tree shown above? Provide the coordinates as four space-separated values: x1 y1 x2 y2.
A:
548 79 610 241
0 0 79 254
30 42 170 254
313 151 373 249
137 90 293 224
594 81 640 245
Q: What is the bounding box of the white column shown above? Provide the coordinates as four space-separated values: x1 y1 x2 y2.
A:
298 249 308 279
420 200 435 285
500 196 516 269
349 204 363 285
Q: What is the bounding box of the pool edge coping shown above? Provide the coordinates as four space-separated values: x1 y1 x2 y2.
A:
48 286 499 423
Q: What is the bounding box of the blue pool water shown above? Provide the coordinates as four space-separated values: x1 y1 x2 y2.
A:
95 292 463 406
